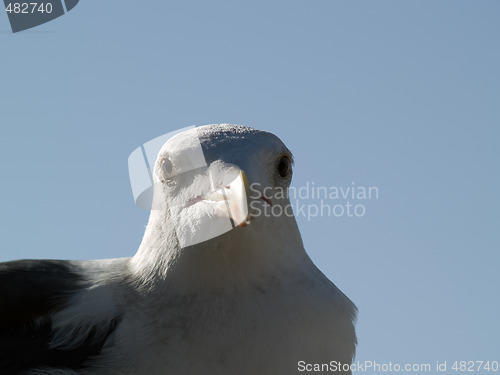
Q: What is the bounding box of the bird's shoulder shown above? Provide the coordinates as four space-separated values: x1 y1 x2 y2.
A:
0 259 123 375
0 259 83 327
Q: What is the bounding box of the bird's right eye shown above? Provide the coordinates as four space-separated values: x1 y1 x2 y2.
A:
277 155 292 178
160 158 174 181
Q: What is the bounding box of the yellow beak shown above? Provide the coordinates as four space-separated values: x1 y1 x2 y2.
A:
224 170 251 227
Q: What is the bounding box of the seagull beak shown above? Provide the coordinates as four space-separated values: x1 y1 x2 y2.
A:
195 168 251 227
224 170 251 227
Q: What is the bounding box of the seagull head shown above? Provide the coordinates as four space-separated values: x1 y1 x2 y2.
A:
133 124 305 285
151 124 295 244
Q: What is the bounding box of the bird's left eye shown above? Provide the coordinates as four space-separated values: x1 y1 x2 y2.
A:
277 155 291 178
160 158 175 181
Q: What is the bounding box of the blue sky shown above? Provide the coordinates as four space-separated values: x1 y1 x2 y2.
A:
1 1 499 372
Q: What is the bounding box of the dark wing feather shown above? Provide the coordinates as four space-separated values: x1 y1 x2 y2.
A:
0 260 82 328
0 260 120 375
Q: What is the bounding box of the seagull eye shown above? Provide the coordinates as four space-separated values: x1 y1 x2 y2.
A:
160 158 174 181
277 156 291 178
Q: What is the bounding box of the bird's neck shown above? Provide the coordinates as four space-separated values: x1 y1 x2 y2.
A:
129 212 311 294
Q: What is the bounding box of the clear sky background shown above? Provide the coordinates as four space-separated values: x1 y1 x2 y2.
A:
1 1 498 373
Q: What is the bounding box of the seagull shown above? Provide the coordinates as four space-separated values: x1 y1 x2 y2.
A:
0 124 357 375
